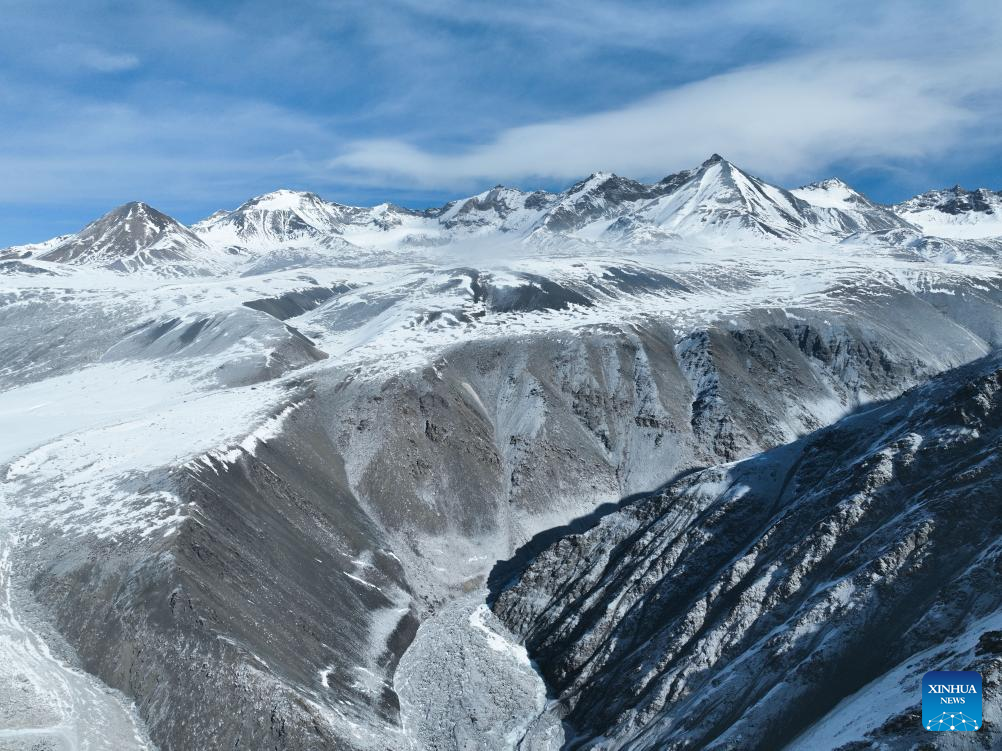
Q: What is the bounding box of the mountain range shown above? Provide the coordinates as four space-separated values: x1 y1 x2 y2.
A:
4 155 1001 277
0 155 1001 751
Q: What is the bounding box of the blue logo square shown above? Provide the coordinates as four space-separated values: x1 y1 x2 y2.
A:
922 670 982 731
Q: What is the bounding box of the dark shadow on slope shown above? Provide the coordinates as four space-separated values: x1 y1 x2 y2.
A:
243 283 354 320
486 465 708 606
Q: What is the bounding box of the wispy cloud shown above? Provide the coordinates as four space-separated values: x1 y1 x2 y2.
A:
51 44 141 74
328 0 1002 189
329 53 998 188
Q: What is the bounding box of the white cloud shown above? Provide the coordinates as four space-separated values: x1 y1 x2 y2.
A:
51 43 141 73
329 52 1000 189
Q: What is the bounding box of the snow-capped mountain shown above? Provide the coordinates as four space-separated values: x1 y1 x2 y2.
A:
628 155 912 242
1 156 1001 751
7 155 998 281
894 185 1002 239
192 189 365 249
792 176 914 233
25 201 214 274
435 185 556 233
531 172 669 235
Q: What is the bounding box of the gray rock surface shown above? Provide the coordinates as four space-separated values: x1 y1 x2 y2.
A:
394 593 558 751
494 354 1002 749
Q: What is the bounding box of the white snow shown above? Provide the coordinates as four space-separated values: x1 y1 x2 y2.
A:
468 604 532 667
3 378 288 539
4 229 994 539
896 208 1002 239
792 179 861 209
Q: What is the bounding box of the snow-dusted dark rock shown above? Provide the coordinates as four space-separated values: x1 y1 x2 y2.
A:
894 185 1002 239
493 353 1002 750
30 202 214 275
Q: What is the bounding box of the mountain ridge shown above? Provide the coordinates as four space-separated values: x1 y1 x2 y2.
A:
5 156 1001 276
493 351 1002 749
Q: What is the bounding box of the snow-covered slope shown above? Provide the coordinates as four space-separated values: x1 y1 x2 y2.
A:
631 156 912 242
894 185 1002 239
0 233 74 259
793 177 914 232
436 185 556 234
1 157 1001 751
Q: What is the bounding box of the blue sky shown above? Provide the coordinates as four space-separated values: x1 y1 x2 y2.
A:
1 0 1001 245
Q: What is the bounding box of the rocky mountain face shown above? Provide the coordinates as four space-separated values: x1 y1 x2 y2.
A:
893 186 1002 240
792 177 913 234
30 201 214 274
494 352 1002 749
897 185 1002 216
0 157 1001 751
193 189 373 249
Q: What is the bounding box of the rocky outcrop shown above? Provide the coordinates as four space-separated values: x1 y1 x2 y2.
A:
494 354 1002 750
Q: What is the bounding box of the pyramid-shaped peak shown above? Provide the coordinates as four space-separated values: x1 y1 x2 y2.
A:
691 154 752 188
98 201 180 230
695 154 748 180
31 197 206 271
108 200 163 215
119 200 153 211
698 154 749 174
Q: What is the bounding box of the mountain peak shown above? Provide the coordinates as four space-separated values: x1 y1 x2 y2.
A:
99 201 183 231
894 182 1002 237
241 189 327 212
119 200 153 211
561 171 622 198
790 177 879 212
580 171 617 187
30 198 207 272
813 177 851 189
